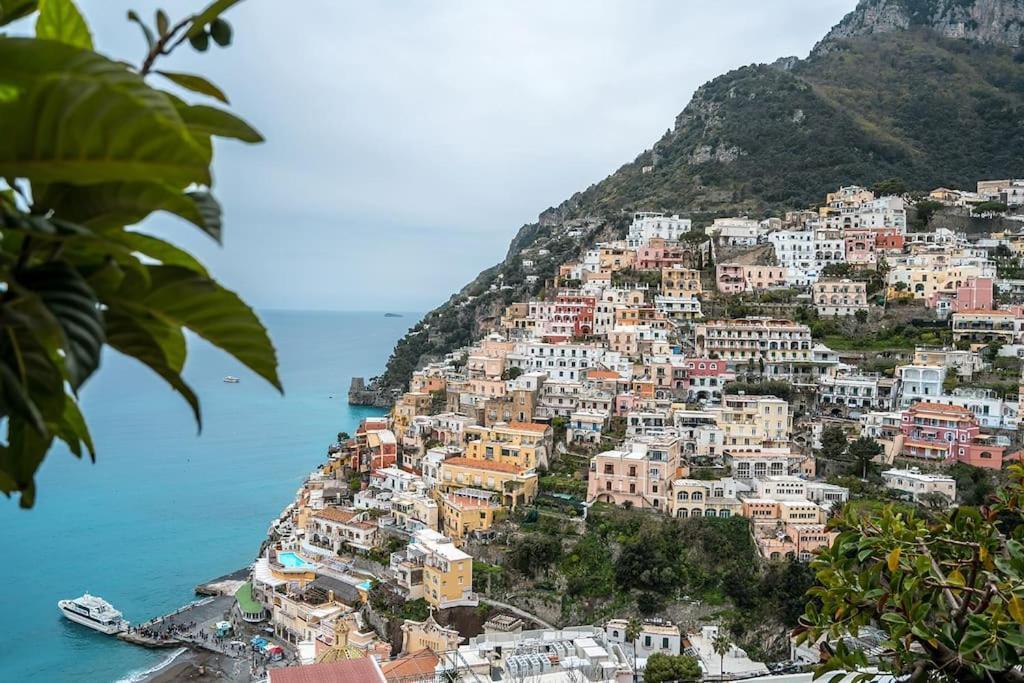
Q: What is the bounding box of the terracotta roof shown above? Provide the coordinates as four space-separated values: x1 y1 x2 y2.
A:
381 649 438 681
587 369 621 379
507 421 550 433
269 658 386 683
909 402 974 417
441 457 524 474
314 507 359 523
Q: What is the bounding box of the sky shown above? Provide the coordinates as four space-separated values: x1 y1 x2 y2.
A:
49 1 855 311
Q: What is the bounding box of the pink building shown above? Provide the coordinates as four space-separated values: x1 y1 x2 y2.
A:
900 402 1005 469
716 263 745 294
954 277 994 312
756 523 837 561
844 229 877 266
636 240 696 270
614 393 636 417
587 439 683 511
715 264 788 293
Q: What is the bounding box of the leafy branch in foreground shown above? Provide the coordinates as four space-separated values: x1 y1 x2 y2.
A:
0 0 279 507
797 464 1024 683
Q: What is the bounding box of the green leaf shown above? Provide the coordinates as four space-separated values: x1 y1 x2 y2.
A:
155 9 168 37
188 30 209 52
187 0 241 38
114 232 209 276
187 190 222 242
127 10 154 50
209 18 231 47
175 102 263 143
35 0 92 50
0 416 54 507
0 0 37 27
115 265 281 392
53 391 94 460
34 181 215 236
15 262 104 389
0 296 76 429
155 70 229 104
0 38 212 186
104 303 201 429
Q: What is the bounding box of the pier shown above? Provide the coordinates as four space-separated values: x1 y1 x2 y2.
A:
195 566 250 597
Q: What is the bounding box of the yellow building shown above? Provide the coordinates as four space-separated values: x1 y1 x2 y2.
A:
393 391 433 435
438 457 538 509
708 394 791 448
464 422 552 470
414 529 476 609
440 488 503 546
598 244 636 272
661 265 702 297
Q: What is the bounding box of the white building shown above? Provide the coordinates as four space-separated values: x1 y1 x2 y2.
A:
506 341 605 382
706 217 766 246
627 211 692 247
882 468 957 503
896 364 946 408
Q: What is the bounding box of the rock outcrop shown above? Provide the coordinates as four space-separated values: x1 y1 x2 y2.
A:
817 0 1024 51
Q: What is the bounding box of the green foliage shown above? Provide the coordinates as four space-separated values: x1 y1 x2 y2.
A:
819 425 850 462
798 465 1024 682
915 199 946 226
871 177 906 196
971 200 1009 214
642 653 702 683
507 533 562 578
36 0 91 49
847 436 883 479
0 0 277 507
723 380 793 401
560 532 615 598
949 462 999 506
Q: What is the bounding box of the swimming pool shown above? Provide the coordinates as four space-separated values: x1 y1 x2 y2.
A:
357 580 373 591
277 551 314 569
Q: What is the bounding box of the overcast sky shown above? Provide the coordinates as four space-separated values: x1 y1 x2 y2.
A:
68 1 854 311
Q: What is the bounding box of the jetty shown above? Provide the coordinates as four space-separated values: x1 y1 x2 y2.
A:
118 631 183 649
195 566 250 597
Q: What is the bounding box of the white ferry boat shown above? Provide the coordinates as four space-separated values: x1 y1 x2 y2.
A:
223 375 240 383
58 593 129 634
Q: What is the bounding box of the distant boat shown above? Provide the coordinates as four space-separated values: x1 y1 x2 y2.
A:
223 376 240 383
383 313 403 318
58 594 129 634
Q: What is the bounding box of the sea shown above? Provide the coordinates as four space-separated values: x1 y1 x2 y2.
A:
0 310 415 682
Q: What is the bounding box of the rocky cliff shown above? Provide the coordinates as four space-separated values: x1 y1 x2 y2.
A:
357 0 1024 403
817 0 1024 50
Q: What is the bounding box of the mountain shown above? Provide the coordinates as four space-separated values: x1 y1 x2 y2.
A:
360 0 1024 403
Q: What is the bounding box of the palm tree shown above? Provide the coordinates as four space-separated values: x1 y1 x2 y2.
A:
625 617 642 682
712 629 732 678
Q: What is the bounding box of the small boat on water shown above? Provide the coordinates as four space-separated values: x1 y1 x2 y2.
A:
58 593 129 634
223 376 240 383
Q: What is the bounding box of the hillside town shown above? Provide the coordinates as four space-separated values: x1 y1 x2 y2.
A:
247 179 1024 681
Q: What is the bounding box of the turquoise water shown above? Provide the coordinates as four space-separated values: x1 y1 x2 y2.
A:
277 552 314 569
0 310 415 682
357 580 373 590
